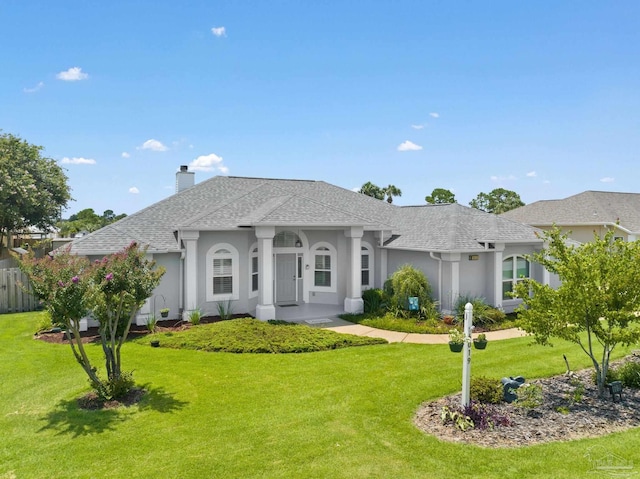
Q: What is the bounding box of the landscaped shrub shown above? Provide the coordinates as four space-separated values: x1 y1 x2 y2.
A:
470 376 503 404
441 402 512 431
454 294 503 327
617 362 640 388
591 367 618 386
94 371 136 401
483 307 506 323
514 383 544 410
388 264 433 315
462 402 512 430
362 288 385 313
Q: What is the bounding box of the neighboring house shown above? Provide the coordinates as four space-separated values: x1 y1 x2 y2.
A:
501 191 640 243
67 167 546 328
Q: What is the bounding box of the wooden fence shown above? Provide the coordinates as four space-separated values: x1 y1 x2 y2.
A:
0 263 37 314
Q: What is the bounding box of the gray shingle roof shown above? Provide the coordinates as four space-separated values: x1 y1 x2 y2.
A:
388 203 541 251
500 191 640 233
68 176 541 255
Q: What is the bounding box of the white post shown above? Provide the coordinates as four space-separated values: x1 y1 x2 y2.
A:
461 302 473 407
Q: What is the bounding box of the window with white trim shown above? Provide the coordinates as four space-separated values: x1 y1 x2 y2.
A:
361 242 374 290
206 243 239 301
502 255 530 300
250 246 259 297
310 242 337 292
315 248 331 287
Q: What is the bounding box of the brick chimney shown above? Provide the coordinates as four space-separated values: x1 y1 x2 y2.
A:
175 165 195 193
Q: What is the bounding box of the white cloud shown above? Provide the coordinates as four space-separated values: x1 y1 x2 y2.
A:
189 153 228 173
211 26 226 37
429 112 440 118
600 177 615 183
138 139 168 152
397 140 423 152
490 174 517 182
23 81 44 93
526 171 537 178
121 152 130 158
129 187 140 194
411 124 425 130
61 157 96 165
56 67 89 81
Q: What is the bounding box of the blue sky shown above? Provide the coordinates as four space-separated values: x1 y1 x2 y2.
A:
2 1 639 217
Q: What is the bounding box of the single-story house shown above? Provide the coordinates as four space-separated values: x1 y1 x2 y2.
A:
501 191 640 243
67 167 548 327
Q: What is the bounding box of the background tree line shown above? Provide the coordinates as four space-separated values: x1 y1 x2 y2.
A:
359 182 525 214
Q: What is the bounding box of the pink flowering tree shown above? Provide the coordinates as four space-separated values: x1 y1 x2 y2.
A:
17 242 164 399
18 247 101 386
87 243 164 394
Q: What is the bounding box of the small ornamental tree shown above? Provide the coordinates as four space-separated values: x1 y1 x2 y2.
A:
88 243 165 386
513 227 640 397
17 242 165 399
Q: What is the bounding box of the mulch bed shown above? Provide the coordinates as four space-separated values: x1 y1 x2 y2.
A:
34 314 249 345
77 387 147 410
414 353 640 448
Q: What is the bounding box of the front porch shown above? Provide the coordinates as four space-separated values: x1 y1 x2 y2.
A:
273 303 345 324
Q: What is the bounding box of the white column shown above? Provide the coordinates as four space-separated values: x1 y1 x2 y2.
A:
182 231 200 321
344 226 364 313
255 226 276 320
493 244 505 308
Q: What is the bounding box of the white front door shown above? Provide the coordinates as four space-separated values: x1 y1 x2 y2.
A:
276 254 297 303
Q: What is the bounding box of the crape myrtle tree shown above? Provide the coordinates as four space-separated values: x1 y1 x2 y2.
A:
0 132 71 254
18 242 164 399
512 227 640 397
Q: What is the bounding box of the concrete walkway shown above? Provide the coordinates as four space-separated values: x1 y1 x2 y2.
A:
314 317 527 344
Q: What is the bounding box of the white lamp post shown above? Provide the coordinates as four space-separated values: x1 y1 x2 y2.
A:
461 302 473 407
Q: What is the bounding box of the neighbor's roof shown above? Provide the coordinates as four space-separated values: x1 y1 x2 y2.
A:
500 191 640 234
68 176 542 255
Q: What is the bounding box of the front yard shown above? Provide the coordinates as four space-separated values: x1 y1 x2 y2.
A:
1 312 639 478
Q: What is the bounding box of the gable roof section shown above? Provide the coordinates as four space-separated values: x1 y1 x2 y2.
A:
501 191 640 234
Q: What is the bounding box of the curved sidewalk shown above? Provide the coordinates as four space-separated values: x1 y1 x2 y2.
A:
321 318 526 344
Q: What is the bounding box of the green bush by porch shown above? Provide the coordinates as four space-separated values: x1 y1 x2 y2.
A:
135 318 387 353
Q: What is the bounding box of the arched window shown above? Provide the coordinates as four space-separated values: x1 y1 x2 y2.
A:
310 242 337 292
273 231 302 248
502 255 530 300
361 242 374 290
249 245 259 298
206 243 239 301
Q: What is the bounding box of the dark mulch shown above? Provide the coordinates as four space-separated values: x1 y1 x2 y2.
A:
34 314 250 345
77 387 147 410
414 353 640 448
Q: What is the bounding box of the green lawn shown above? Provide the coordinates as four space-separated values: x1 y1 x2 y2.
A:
2 312 639 478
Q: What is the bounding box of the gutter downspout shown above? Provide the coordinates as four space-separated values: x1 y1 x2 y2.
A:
430 252 443 310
